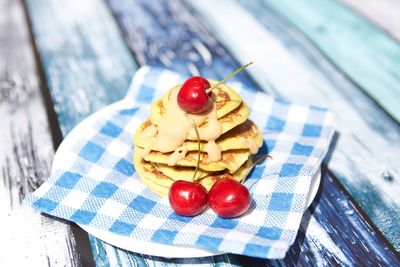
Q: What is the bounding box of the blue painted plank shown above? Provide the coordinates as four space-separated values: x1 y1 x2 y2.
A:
188 0 400 252
25 0 138 136
108 0 253 87
105 0 400 265
236 170 400 265
307 172 399 265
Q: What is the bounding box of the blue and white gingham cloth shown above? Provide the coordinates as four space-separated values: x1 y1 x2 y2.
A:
25 66 335 259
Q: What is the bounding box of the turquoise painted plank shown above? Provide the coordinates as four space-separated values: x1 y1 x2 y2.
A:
264 0 400 122
107 0 400 265
188 0 400 251
25 0 138 136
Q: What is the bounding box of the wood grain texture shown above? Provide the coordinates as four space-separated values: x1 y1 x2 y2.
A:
262 0 400 122
90 235 244 267
0 0 85 265
103 0 399 265
188 0 400 252
342 0 400 41
25 0 138 136
236 169 400 266
24 0 138 265
107 0 253 85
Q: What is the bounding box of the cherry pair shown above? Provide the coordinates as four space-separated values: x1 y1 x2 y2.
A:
168 178 251 218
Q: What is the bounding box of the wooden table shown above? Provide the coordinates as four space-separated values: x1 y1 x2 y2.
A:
1 0 399 265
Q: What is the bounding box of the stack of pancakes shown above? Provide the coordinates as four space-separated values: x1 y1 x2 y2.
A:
133 82 263 197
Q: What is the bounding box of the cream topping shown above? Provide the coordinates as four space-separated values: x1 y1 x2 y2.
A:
188 102 222 141
204 140 222 162
240 137 259 154
141 138 155 158
167 146 188 166
140 124 157 139
154 86 223 164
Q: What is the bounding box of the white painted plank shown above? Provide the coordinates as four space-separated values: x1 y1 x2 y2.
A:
24 0 140 266
0 0 84 265
342 0 400 41
26 0 137 136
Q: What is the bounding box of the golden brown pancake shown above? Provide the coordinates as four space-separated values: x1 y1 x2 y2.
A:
134 119 262 152
150 101 249 141
198 159 253 191
136 146 251 173
156 164 212 181
151 82 243 125
134 147 254 197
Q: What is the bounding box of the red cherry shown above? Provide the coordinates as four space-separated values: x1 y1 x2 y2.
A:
177 76 211 113
208 178 251 218
169 180 208 216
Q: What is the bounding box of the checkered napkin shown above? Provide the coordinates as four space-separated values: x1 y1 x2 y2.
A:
25 66 335 259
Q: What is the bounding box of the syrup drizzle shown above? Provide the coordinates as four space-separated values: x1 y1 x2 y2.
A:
147 87 223 164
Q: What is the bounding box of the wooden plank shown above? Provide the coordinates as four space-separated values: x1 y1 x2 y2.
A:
342 0 400 42
25 0 138 136
105 0 399 265
261 0 400 122
188 0 400 252
0 0 90 266
23 0 140 265
237 170 400 266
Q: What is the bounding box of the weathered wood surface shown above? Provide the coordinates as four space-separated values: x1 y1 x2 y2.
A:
23 0 140 266
263 0 400 123
0 0 89 266
343 0 400 41
189 0 400 252
23 0 400 265
25 0 137 136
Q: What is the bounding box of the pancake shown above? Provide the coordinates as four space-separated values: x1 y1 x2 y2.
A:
151 82 242 125
156 164 212 181
134 151 175 188
150 101 249 141
187 102 249 141
140 176 170 197
134 119 262 152
134 148 254 197
198 158 253 191
136 146 251 173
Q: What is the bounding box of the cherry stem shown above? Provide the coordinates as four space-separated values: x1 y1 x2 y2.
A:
206 61 254 94
251 154 272 169
185 113 201 182
241 154 272 184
